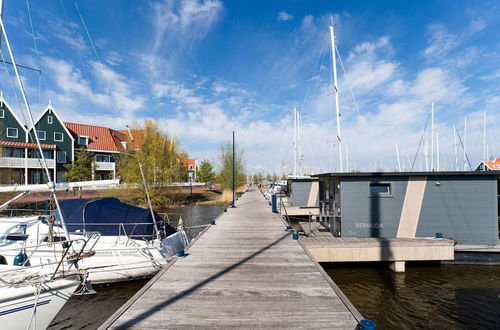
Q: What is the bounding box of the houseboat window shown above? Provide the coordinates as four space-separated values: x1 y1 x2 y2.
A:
96 154 111 162
54 132 64 142
0 109 4 118
48 116 53 124
6 127 18 138
370 183 391 195
37 130 46 140
78 136 89 146
56 151 66 163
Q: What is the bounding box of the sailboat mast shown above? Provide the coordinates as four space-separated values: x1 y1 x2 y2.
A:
0 15 71 239
298 110 303 176
453 125 458 171
396 144 401 172
431 102 434 171
463 116 467 171
483 110 487 161
293 107 297 177
329 24 343 172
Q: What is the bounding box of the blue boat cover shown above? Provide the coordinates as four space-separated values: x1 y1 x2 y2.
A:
58 198 176 239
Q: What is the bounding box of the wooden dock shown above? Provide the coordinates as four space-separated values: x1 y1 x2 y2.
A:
100 188 362 329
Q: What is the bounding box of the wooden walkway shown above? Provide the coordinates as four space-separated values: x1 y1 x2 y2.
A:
100 188 361 329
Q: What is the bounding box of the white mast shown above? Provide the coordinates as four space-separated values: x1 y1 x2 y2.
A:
298 109 303 176
430 102 434 171
453 125 458 171
396 144 401 172
482 110 487 161
463 116 467 171
292 107 297 177
329 23 343 172
346 144 349 172
436 132 440 171
0 15 71 239
424 136 429 171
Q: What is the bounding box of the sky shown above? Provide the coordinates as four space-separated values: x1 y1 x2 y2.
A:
1 0 499 175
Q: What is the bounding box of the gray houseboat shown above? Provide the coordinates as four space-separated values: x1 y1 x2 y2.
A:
314 172 500 247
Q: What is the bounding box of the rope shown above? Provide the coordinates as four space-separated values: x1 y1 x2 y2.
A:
25 0 42 102
27 284 42 330
410 109 432 171
335 45 362 117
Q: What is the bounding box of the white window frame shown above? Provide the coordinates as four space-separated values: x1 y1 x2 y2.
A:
96 154 111 162
54 132 64 142
78 136 89 146
56 151 67 163
48 116 53 124
37 130 46 141
0 109 4 118
6 127 18 138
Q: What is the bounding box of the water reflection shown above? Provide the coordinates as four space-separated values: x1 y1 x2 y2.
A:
323 263 500 329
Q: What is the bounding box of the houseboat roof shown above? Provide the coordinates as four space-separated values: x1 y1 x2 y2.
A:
313 171 500 178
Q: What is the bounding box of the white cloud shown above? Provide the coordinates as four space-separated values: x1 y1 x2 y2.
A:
146 0 223 77
423 18 486 61
278 11 293 22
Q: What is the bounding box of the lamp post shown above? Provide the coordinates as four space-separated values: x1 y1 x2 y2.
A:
231 131 236 208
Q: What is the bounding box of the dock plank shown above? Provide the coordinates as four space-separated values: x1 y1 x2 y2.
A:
101 188 361 329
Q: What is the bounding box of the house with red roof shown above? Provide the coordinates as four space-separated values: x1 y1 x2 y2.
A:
65 122 129 180
188 158 198 180
475 158 500 171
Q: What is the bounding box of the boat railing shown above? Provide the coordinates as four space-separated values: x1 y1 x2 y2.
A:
0 236 98 283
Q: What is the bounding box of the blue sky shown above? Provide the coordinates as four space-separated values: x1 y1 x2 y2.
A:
1 0 499 174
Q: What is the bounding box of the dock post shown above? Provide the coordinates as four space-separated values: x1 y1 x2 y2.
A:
271 194 278 213
389 261 405 272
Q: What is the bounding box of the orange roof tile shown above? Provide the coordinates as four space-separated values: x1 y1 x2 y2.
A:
484 158 500 170
0 141 56 149
188 158 197 167
65 122 126 152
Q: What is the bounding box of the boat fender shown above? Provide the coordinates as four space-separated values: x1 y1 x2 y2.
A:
13 251 30 266
79 251 96 259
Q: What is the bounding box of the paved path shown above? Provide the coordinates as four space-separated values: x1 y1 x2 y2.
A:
101 188 361 329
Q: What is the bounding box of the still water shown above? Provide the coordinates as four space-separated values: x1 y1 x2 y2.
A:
49 204 225 330
324 263 500 329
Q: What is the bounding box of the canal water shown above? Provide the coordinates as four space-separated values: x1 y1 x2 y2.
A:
49 203 225 330
323 262 500 329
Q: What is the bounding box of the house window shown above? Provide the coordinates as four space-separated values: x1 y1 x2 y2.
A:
54 132 64 142
78 136 89 146
6 127 18 138
48 116 53 124
0 109 4 118
56 151 66 163
96 154 111 162
28 149 53 159
2 148 24 158
370 183 391 195
37 130 46 140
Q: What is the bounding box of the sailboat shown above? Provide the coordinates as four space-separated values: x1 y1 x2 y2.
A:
0 198 189 284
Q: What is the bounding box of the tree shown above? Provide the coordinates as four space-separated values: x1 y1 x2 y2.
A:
64 148 94 182
216 142 246 190
115 120 186 205
196 159 215 183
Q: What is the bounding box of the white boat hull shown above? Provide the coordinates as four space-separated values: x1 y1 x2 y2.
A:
0 217 189 284
0 276 80 330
